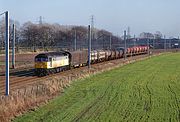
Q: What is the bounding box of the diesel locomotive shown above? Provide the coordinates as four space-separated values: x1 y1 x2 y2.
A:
34 46 149 76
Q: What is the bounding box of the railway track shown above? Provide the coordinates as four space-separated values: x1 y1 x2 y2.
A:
0 53 159 95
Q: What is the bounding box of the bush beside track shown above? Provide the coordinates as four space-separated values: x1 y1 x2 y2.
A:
14 53 180 122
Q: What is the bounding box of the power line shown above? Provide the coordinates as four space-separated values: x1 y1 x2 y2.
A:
109 34 112 49
0 12 5 16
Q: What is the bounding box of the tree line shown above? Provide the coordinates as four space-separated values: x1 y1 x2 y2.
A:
0 19 124 51
1 18 171 51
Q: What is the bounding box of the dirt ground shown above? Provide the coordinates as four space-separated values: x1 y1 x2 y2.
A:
0 53 39 72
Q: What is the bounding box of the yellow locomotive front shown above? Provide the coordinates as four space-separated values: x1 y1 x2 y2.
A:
35 59 48 69
34 52 70 76
34 54 49 76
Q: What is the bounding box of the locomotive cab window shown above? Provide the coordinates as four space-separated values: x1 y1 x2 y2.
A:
35 58 48 62
49 57 53 62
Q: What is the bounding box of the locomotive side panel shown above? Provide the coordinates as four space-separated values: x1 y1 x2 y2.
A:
51 56 69 68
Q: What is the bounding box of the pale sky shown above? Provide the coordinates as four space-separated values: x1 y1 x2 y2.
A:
1 0 180 37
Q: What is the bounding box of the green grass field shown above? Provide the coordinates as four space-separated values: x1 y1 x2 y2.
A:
14 53 180 122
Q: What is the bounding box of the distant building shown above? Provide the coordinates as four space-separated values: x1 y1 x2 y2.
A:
154 31 163 39
139 32 154 39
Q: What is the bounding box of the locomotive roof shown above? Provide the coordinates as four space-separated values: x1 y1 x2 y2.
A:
35 51 68 58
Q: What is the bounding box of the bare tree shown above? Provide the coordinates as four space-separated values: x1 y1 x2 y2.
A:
38 24 54 50
154 31 163 39
0 18 20 50
139 32 154 39
21 22 39 51
12 21 122 51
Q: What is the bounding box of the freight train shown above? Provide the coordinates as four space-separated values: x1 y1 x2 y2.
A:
34 46 149 76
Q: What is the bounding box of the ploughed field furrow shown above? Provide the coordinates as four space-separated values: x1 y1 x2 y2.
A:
85 60 156 121
71 81 114 122
87 54 178 121
57 56 154 121
117 54 180 122
61 53 179 121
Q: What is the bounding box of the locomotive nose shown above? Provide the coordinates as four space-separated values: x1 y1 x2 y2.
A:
35 62 47 69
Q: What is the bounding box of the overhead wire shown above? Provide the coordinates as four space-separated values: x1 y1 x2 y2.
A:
0 12 5 16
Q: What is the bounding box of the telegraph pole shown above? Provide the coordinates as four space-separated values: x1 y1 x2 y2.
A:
74 30 77 51
164 35 166 52
127 27 130 39
169 38 171 49
178 36 180 50
148 38 150 55
5 11 9 96
12 23 15 69
39 16 43 25
88 25 91 69
153 38 155 50
91 15 94 41
124 30 127 60
0 11 10 95
133 35 136 47
109 34 112 49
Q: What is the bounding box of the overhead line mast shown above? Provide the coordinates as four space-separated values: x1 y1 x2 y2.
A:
91 15 94 41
